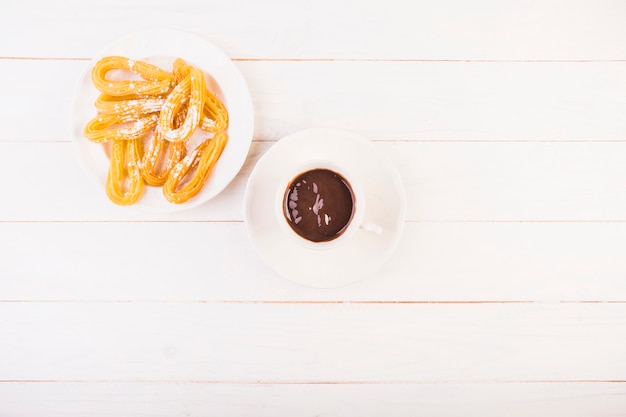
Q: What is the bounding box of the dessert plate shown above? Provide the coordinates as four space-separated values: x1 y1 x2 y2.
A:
70 28 254 212
244 128 406 288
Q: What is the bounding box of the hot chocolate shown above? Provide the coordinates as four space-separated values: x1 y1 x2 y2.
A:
283 168 355 243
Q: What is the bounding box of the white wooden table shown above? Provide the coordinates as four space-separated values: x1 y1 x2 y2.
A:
2 1 626 415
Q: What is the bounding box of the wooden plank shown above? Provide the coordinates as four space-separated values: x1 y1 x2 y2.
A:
3 141 626 222
243 60 626 142
1 222 626 301
1 60 78 141
5 2 626 416
1 0 625 60
3 59 626 142
0 302 625 381
0 381 624 417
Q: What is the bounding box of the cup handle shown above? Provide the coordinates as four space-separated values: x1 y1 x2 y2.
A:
359 222 383 235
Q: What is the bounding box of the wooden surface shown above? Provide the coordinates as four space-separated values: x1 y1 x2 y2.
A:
2 0 626 415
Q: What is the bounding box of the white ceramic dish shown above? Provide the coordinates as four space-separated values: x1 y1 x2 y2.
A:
70 28 254 212
244 128 406 288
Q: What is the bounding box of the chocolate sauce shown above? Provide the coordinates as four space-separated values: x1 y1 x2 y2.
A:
283 169 355 242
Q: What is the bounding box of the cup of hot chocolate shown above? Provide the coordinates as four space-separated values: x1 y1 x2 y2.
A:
276 160 381 248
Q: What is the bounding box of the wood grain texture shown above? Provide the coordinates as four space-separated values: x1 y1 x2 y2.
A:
1 222 625 301
0 382 625 417
2 0 626 414
2 0 625 61
1 302 625 381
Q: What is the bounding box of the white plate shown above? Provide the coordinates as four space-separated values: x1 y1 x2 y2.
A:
244 128 406 288
70 29 254 212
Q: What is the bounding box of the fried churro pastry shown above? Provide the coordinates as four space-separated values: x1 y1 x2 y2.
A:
94 94 166 115
84 55 229 206
158 66 207 143
105 138 145 205
91 56 175 96
141 128 187 186
163 131 228 204
84 113 159 143
200 87 229 132
173 58 228 133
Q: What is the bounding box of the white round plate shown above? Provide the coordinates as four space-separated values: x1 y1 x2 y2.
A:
244 128 406 288
70 29 254 212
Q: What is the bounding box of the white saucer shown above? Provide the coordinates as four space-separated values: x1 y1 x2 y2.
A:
243 128 406 288
70 29 254 212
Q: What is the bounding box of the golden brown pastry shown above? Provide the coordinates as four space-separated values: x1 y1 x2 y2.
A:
84 55 230 205
91 55 175 96
105 138 145 205
163 131 228 204
140 128 187 186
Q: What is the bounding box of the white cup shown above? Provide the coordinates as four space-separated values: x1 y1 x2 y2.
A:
275 160 382 249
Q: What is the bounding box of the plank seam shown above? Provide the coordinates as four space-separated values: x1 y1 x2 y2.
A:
3 56 626 63
1 379 625 384
0 300 624 304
